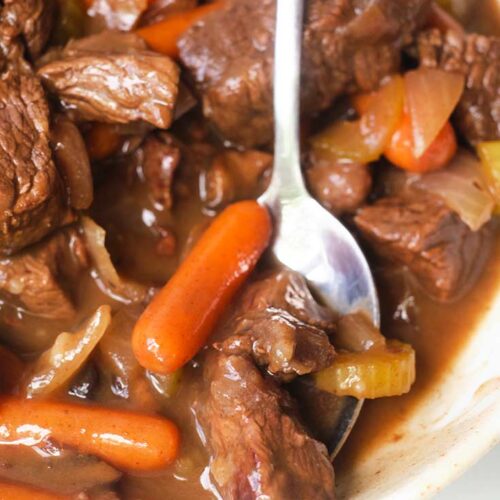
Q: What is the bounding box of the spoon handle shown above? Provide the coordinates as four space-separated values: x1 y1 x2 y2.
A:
261 0 307 206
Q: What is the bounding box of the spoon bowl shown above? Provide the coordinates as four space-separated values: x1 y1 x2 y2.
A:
260 194 379 321
260 0 380 457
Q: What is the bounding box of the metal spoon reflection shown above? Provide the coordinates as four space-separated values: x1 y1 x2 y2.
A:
259 0 380 457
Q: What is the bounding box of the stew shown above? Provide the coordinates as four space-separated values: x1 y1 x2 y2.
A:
0 0 498 498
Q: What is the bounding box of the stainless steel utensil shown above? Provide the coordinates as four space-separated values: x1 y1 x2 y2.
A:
259 0 380 457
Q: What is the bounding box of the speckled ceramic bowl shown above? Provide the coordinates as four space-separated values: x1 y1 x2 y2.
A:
336 284 500 499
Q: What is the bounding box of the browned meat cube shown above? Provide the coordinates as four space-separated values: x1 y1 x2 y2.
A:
0 65 70 255
195 351 336 500
354 192 491 301
238 269 337 332
217 309 335 380
179 0 431 147
38 33 180 129
0 227 89 320
417 29 500 143
0 0 54 58
217 269 336 379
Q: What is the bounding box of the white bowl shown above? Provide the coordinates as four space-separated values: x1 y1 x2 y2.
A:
337 282 500 499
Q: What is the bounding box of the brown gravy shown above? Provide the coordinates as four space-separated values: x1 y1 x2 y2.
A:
336 232 500 472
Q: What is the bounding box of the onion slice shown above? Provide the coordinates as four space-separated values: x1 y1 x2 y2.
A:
415 150 495 231
405 68 464 158
52 115 94 210
82 217 149 303
24 306 111 398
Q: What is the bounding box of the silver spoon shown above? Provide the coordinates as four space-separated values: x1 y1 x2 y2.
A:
259 0 380 457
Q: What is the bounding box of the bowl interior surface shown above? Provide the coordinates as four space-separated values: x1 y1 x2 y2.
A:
336 286 500 499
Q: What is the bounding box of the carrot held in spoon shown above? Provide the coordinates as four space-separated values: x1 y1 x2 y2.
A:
133 200 272 374
0 397 180 472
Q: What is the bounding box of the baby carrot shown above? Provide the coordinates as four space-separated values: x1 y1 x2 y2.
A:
384 115 457 173
0 397 180 472
136 2 225 58
0 480 68 500
132 200 272 374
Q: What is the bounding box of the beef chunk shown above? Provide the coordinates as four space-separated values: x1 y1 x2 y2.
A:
141 133 180 209
0 227 88 320
0 0 54 58
417 29 500 143
88 0 147 31
306 155 372 215
38 33 180 129
216 270 336 380
354 192 490 301
179 0 431 147
217 309 335 380
239 269 337 332
195 351 336 500
0 65 70 255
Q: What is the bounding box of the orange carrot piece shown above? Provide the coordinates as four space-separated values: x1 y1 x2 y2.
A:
132 200 272 374
0 397 180 472
136 2 224 58
384 115 457 173
85 123 123 161
0 480 69 500
0 346 23 393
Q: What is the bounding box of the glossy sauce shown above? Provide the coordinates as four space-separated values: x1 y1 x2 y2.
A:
336 232 500 472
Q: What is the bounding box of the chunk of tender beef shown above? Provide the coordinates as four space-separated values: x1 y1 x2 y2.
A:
0 66 70 255
195 352 336 500
217 308 335 380
354 192 490 301
306 155 372 215
88 0 147 31
179 0 431 147
216 270 336 380
0 0 54 58
37 33 180 129
239 269 337 332
141 133 180 209
417 29 500 143
0 227 88 320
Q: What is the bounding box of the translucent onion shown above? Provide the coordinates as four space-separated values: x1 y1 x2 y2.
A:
24 306 111 398
405 67 464 158
310 75 404 163
52 115 93 210
82 217 149 303
333 312 386 352
477 141 500 208
415 150 495 230
313 340 416 399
